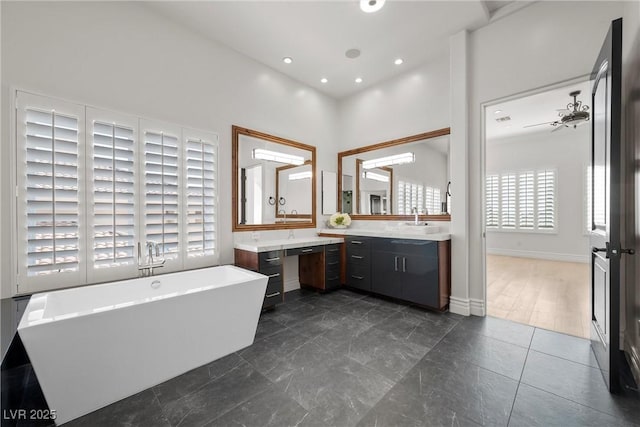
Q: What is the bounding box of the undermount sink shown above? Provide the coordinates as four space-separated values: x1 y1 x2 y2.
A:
392 223 441 234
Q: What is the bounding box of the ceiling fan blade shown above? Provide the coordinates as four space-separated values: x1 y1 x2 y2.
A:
523 121 555 128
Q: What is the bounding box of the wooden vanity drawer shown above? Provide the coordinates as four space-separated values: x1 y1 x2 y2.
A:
285 245 324 257
259 251 283 269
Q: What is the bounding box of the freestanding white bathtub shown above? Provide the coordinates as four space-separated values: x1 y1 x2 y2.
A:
17 265 268 425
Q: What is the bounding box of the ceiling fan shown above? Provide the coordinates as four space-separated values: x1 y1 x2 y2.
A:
523 90 590 131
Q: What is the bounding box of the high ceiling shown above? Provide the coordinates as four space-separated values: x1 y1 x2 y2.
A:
146 1 519 99
486 80 591 141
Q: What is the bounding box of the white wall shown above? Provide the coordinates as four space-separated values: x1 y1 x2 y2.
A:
338 57 450 149
486 127 590 263
464 0 625 308
0 1 338 298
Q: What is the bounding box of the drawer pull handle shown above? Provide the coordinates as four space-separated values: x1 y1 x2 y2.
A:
351 275 364 280
301 248 313 253
351 241 363 245
268 273 280 278
402 257 407 273
327 261 339 266
266 292 281 298
265 257 280 262
327 276 339 281
327 248 339 252
394 256 399 272
351 255 364 259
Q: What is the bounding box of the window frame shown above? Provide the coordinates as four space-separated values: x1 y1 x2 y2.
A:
13 90 219 295
485 168 557 234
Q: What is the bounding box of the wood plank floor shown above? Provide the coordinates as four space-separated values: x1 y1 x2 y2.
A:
487 255 590 338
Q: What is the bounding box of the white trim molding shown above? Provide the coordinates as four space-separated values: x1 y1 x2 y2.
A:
487 248 589 263
449 296 470 316
470 298 486 316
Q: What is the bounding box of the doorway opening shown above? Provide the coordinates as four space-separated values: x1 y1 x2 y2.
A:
483 79 592 338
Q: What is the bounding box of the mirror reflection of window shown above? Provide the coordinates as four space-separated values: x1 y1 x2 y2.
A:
341 133 449 216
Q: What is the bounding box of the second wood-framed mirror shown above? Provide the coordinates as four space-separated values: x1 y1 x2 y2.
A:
232 125 316 231
338 127 451 221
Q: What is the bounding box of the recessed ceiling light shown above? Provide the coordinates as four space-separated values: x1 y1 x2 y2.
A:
355 77 363 83
282 57 293 64
494 110 502 114
394 58 404 65
320 78 328 84
360 0 386 13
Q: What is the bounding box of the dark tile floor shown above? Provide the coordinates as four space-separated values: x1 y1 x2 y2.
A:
46 289 640 426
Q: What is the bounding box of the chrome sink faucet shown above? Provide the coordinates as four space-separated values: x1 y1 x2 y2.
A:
411 207 419 225
138 241 166 276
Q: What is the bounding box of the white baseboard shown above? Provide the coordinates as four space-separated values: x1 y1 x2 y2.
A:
449 296 470 316
487 248 589 263
470 298 486 316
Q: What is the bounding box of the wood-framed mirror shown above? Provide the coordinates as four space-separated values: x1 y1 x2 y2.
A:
338 127 451 221
232 125 316 231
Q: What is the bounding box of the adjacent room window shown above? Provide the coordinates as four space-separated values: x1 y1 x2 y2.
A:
485 169 556 232
16 92 218 293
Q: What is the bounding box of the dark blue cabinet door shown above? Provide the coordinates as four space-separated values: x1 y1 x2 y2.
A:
401 252 439 307
372 251 403 299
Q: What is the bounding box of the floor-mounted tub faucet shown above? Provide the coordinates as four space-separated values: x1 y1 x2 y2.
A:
138 241 166 276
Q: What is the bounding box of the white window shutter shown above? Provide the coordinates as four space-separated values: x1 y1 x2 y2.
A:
500 174 516 228
141 120 182 270
397 180 405 215
485 175 499 228
86 108 138 282
537 169 556 230
16 92 86 293
518 171 535 229
183 129 219 268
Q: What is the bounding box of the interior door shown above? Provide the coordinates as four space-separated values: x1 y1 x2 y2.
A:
590 18 623 393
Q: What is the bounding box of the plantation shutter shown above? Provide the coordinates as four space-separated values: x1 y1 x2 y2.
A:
485 175 499 228
184 131 219 267
537 170 556 230
425 187 434 215
142 122 181 264
17 92 85 292
500 174 516 228
518 171 535 229
397 180 406 215
86 108 138 281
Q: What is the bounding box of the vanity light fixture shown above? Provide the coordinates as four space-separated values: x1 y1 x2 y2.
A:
394 58 404 65
289 171 312 180
360 0 386 13
362 152 415 169
363 171 389 182
253 148 304 165
355 77 363 83
282 57 293 64
321 78 328 83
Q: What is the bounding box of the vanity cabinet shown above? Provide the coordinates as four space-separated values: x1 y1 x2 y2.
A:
345 236 373 291
234 249 284 309
298 243 343 292
346 236 450 310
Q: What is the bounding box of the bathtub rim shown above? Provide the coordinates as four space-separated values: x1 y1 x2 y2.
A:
18 265 267 329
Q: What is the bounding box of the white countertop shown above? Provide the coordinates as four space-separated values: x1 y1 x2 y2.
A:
234 236 344 253
318 228 451 241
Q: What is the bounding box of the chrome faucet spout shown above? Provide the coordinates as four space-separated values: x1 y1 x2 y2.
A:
411 207 419 225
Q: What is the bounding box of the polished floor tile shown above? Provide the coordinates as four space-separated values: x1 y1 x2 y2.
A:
529 328 598 367
510 383 635 427
10 289 639 427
